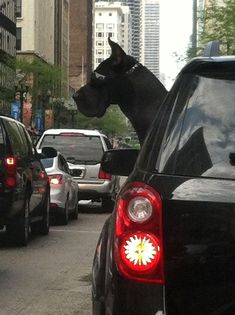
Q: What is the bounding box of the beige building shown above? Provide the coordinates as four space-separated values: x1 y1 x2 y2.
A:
16 0 55 64
16 0 70 96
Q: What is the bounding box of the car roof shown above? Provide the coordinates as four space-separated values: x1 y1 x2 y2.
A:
180 55 235 74
40 128 106 137
0 115 25 127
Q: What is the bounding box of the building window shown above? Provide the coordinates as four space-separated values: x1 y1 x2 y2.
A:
16 0 22 17
96 32 103 38
96 23 104 30
106 23 114 30
98 12 102 16
16 27 22 50
96 41 104 46
107 32 113 38
96 49 103 55
109 13 112 16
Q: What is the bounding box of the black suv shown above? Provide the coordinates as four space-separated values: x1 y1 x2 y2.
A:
92 54 235 314
0 116 55 246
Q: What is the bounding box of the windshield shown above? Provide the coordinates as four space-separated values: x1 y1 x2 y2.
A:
39 134 104 164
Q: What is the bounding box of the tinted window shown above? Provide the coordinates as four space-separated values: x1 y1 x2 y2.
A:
4 121 26 156
41 158 54 169
160 73 235 179
39 134 104 164
0 122 5 156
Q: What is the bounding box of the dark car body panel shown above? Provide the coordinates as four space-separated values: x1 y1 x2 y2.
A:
92 57 235 314
0 116 50 227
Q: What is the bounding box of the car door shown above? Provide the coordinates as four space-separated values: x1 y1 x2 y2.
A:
18 124 46 214
58 154 73 209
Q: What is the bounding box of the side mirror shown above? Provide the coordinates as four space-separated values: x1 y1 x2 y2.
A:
101 149 139 176
41 147 57 159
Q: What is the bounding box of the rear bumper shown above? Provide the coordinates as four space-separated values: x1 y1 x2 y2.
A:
74 179 115 200
0 192 21 224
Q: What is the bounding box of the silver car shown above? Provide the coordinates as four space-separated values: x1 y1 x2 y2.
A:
36 129 117 211
40 151 79 224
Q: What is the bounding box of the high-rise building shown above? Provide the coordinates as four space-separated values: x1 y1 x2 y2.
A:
94 1 131 69
140 0 160 78
69 0 93 92
0 0 16 110
96 0 140 61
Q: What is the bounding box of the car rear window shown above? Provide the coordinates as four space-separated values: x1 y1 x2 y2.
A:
38 134 104 164
159 72 235 179
41 158 54 169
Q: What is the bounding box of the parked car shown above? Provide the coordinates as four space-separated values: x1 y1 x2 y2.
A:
36 129 117 211
92 54 235 314
0 116 56 246
40 151 79 224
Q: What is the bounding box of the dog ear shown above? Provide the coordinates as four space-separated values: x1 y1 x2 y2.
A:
108 37 126 66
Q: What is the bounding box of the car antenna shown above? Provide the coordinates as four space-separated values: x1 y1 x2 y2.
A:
203 40 220 57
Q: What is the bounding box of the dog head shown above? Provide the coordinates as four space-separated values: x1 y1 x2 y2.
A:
73 38 138 118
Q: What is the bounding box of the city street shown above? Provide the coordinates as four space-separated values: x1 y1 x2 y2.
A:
0 203 109 315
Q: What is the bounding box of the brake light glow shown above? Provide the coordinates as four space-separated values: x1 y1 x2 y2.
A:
4 156 17 188
114 182 164 284
98 169 112 180
48 174 63 185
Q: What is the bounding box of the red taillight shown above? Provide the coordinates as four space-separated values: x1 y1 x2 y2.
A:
98 168 112 180
4 156 17 188
114 182 164 284
48 174 63 185
39 170 47 181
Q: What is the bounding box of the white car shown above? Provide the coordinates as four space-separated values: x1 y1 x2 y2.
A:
40 151 79 225
36 129 118 211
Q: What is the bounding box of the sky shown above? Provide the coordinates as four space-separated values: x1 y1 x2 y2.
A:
160 0 193 89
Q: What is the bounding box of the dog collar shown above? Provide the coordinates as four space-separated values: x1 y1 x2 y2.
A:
93 62 141 81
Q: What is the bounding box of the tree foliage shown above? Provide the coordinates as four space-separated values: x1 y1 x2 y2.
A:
16 57 63 96
72 105 129 137
198 0 235 55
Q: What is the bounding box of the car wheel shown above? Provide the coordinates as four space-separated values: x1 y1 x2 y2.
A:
101 197 114 212
31 193 50 235
60 198 69 225
70 201 78 220
7 197 30 246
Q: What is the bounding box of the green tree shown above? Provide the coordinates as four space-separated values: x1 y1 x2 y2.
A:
198 0 235 55
73 105 129 137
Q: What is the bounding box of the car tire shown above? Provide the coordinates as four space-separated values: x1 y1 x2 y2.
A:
60 198 69 225
70 202 78 220
7 197 30 246
31 193 50 235
101 197 114 212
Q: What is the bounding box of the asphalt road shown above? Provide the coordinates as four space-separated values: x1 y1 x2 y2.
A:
0 203 110 315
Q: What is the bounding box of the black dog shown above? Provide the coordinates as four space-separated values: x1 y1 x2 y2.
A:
73 38 168 145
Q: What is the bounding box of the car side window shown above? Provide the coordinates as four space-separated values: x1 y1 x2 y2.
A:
17 124 30 157
4 121 26 157
58 155 69 174
103 137 112 149
157 77 192 173
0 122 5 155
